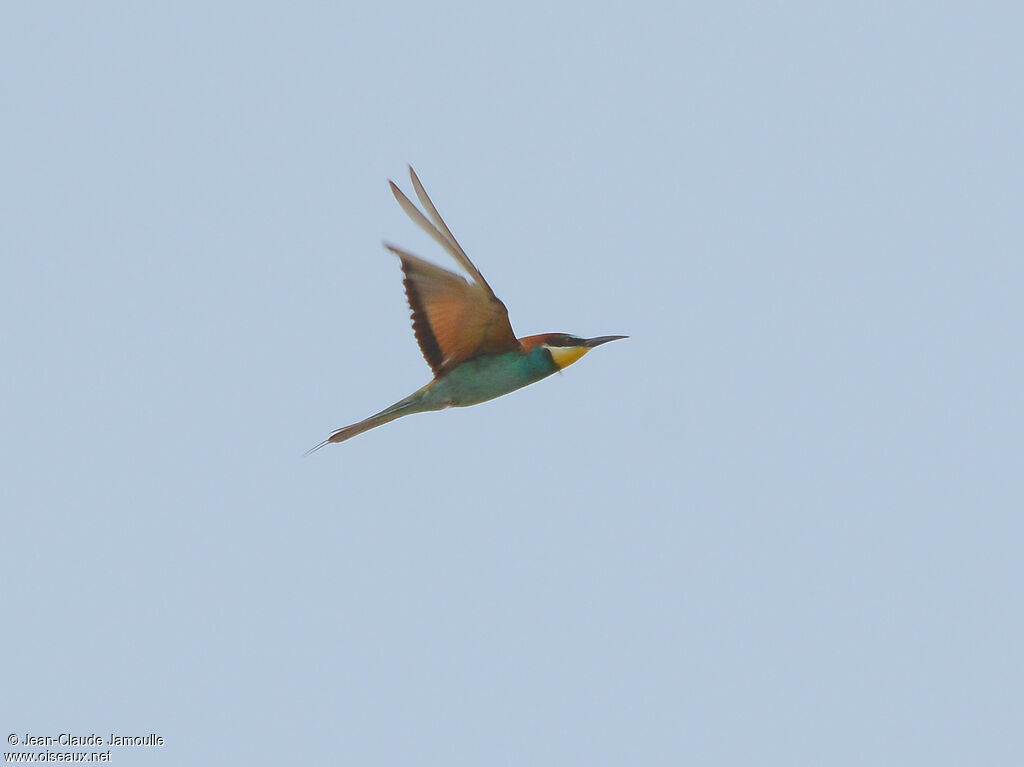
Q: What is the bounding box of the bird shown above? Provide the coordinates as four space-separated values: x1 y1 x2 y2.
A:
307 167 626 452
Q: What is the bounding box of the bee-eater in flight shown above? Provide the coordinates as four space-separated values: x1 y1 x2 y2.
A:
307 167 626 452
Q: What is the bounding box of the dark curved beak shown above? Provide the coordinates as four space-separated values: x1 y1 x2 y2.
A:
583 335 629 348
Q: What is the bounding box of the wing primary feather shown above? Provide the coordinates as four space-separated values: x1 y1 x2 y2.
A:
388 181 454 259
407 167 492 290
408 168 468 261
390 170 496 298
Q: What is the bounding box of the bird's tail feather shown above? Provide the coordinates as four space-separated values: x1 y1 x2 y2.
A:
304 387 434 455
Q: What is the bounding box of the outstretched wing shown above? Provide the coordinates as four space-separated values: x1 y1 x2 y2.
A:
387 169 520 377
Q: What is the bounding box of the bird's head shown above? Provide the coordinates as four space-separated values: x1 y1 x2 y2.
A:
520 333 628 370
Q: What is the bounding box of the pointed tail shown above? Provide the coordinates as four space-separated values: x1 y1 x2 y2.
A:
304 387 435 455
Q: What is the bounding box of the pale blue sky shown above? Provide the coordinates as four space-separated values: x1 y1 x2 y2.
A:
3 2 1021 765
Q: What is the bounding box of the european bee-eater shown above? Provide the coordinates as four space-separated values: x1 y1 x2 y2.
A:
307 167 626 452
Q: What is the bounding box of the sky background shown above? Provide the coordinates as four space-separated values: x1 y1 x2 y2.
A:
3 2 1022 765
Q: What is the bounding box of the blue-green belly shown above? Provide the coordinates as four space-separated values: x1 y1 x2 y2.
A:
423 348 557 408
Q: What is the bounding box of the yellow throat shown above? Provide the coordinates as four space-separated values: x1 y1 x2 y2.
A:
546 344 590 369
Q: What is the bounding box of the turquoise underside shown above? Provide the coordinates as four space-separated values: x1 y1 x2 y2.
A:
422 347 558 408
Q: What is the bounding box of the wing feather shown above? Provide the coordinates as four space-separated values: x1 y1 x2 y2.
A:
407 167 497 296
384 243 519 377
391 168 499 298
